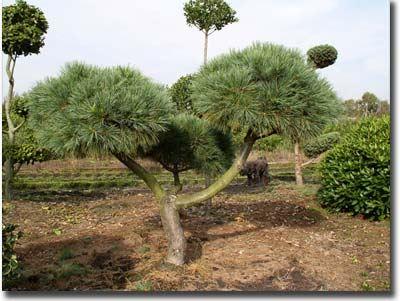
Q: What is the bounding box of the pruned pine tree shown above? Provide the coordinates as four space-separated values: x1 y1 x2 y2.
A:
29 43 340 265
144 113 235 193
169 74 226 206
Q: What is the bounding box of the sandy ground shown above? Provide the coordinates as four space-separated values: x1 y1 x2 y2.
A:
3 183 390 291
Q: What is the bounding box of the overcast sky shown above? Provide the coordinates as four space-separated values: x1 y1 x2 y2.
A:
2 0 390 101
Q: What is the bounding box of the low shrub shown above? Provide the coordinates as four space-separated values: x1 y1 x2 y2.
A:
318 116 390 220
303 132 340 158
2 223 23 287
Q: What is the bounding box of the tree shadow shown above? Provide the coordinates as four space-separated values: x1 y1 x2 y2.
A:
8 234 138 291
145 198 326 263
12 187 154 203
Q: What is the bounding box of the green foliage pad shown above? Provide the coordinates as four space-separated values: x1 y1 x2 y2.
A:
303 132 340 158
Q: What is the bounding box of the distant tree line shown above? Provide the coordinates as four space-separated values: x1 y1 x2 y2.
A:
343 92 390 118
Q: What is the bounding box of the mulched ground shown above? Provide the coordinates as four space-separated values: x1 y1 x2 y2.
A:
3 183 391 291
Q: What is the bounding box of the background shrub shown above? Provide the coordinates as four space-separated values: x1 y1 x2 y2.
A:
318 116 390 220
254 134 284 153
303 132 340 158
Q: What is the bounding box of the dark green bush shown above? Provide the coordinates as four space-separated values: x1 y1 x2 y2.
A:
318 116 390 220
303 132 340 158
2 223 23 287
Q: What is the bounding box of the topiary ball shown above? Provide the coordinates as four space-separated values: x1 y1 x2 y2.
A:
2 0 48 56
307 45 338 69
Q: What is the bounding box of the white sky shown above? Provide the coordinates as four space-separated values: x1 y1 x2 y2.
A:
2 0 390 101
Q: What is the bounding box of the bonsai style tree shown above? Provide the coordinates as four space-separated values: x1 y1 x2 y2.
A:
144 113 234 192
29 43 340 266
184 0 238 64
291 44 339 185
2 0 48 200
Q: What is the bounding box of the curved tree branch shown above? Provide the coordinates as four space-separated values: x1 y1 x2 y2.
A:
114 153 166 200
175 130 270 209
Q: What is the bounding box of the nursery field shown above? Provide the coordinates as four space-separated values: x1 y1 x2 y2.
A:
2 159 390 291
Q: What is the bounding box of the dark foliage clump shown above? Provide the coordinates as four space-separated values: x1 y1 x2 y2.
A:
307 45 338 69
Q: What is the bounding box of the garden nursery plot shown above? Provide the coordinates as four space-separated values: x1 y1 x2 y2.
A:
2 160 390 291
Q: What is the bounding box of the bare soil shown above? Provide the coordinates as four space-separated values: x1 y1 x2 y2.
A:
3 183 390 291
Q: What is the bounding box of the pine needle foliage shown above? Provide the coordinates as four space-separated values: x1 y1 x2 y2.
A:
190 42 341 140
28 62 174 158
144 113 234 176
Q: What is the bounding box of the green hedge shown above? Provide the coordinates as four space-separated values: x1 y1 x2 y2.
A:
318 116 390 220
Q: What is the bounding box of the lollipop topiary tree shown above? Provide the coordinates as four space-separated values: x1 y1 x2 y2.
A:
2 0 48 200
29 43 340 265
184 0 238 64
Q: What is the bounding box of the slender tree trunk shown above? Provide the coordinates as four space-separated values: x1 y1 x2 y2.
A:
159 194 186 265
173 171 183 193
4 158 14 201
294 141 303 185
203 31 209 65
4 54 17 201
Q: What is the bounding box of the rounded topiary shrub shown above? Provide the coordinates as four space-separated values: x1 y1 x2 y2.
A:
318 116 390 220
307 45 338 69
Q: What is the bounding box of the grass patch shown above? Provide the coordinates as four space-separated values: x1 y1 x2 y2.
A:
56 263 89 279
134 280 153 291
59 248 75 261
137 245 151 254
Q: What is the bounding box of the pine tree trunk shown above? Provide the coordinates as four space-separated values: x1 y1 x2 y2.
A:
114 153 186 265
173 171 183 193
294 141 303 185
159 194 186 265
203 31 208 65
115 130 267 266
